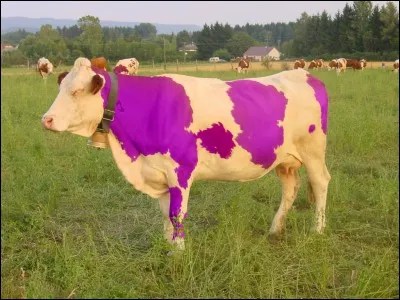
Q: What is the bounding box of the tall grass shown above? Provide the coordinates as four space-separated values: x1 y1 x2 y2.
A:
1 68 398 298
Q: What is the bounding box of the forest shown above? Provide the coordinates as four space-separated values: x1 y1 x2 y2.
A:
1 1 398 66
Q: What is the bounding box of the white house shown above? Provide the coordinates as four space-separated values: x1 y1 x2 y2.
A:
243 46 281 61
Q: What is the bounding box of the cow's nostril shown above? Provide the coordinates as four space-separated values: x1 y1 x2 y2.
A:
41 116 53 129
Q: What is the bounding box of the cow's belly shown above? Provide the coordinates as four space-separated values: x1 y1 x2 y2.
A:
193 144 288 182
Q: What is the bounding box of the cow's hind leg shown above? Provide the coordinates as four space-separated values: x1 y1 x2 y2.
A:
302 155 331 233
269 155 302 236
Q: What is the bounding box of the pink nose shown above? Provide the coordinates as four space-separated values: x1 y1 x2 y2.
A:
41 116 53 129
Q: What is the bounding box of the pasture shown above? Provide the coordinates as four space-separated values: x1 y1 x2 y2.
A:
1 67 399 298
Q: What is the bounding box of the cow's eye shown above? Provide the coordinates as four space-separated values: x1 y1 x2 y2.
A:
71 88 85 97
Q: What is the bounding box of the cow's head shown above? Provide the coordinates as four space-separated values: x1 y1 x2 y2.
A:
41 57 105 137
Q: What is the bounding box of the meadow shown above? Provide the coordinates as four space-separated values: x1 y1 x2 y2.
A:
1 66 399 298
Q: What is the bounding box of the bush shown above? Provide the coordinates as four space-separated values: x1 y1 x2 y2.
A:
281 61 290 70
1 50 27 67
261 57 273 70
212 49 232 61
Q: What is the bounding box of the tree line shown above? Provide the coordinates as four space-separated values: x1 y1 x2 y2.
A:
1 1 398 67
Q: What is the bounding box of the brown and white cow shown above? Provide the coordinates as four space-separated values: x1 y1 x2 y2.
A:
360 59 367 70
114 58 140 75
37 57 54 81
308 60 317 70
336 58 347 74
41 57 331 253
316 59 324 70
294 59 306 69
327 59 337 71
393 59 399 73
91 57 108 71
235 58 250 73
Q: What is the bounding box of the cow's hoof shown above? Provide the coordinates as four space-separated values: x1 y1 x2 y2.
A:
268 232 284 244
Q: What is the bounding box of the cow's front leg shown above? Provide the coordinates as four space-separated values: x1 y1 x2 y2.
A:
158 185 190 251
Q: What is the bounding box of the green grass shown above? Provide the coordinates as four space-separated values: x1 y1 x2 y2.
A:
1 68 399 298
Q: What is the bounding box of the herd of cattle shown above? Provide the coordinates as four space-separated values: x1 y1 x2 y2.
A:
233 57 399 74
36 56 140 80
293 58 368 73
36 56 399 80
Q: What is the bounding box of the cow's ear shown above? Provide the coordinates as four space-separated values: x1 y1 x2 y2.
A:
90 74 104 95
57 72 69 85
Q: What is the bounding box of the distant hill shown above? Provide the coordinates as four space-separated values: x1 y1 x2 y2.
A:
1 17 202 34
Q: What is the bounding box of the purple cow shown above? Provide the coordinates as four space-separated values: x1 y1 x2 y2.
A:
41 57 331 252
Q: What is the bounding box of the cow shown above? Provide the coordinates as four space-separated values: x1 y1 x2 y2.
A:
235 58 250 74
360 59 367 69
393 59 399 73
37 57 54 81
327 59 337 71
90 57 108 71
308 60 317 70
114 58 140 75
336 58 347 74
41 57 331 253
316 59 324 70
294 59 306 69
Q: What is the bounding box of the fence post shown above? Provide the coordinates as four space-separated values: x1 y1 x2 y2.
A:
152 58 155 69
27 59 30 69
176 59 179 72
196 59 198 72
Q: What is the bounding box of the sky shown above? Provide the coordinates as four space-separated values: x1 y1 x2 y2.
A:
1 1 398 26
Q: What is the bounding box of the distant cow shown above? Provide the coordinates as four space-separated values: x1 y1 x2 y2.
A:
41 57 331 253
91 57 108 71
235 58 250 73
37 57 54 81
336 58 347 73
114 58 140 75
360 59 367 69
308 60 317 69
328 59 337 71
316 59 324 70
294 59 306 69
308 59 323 70
393 59 399 73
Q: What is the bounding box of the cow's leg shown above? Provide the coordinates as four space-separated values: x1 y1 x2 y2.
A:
158 184 191 251
269 156 302 236
302 155 331 233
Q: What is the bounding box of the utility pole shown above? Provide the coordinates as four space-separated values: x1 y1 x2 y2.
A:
163 37 166 71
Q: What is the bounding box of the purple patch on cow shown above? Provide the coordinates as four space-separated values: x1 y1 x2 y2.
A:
307 74 328 134
169 187 186 240
114 64 129 74
197 122 235 159
309 124 316 133
92 67 197 189
226 80 288 169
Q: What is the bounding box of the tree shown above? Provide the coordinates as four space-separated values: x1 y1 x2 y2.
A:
339 3 357 53
134 23 157 39
177 30 191 50
212 48 231 61
77 15 103 57
38 24 61 40
226 32 257 58
196 24 214 59
353 1 373 51
380 1 399 51
291 12 310 56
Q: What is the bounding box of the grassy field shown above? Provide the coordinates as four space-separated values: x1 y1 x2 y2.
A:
1 67 399 298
